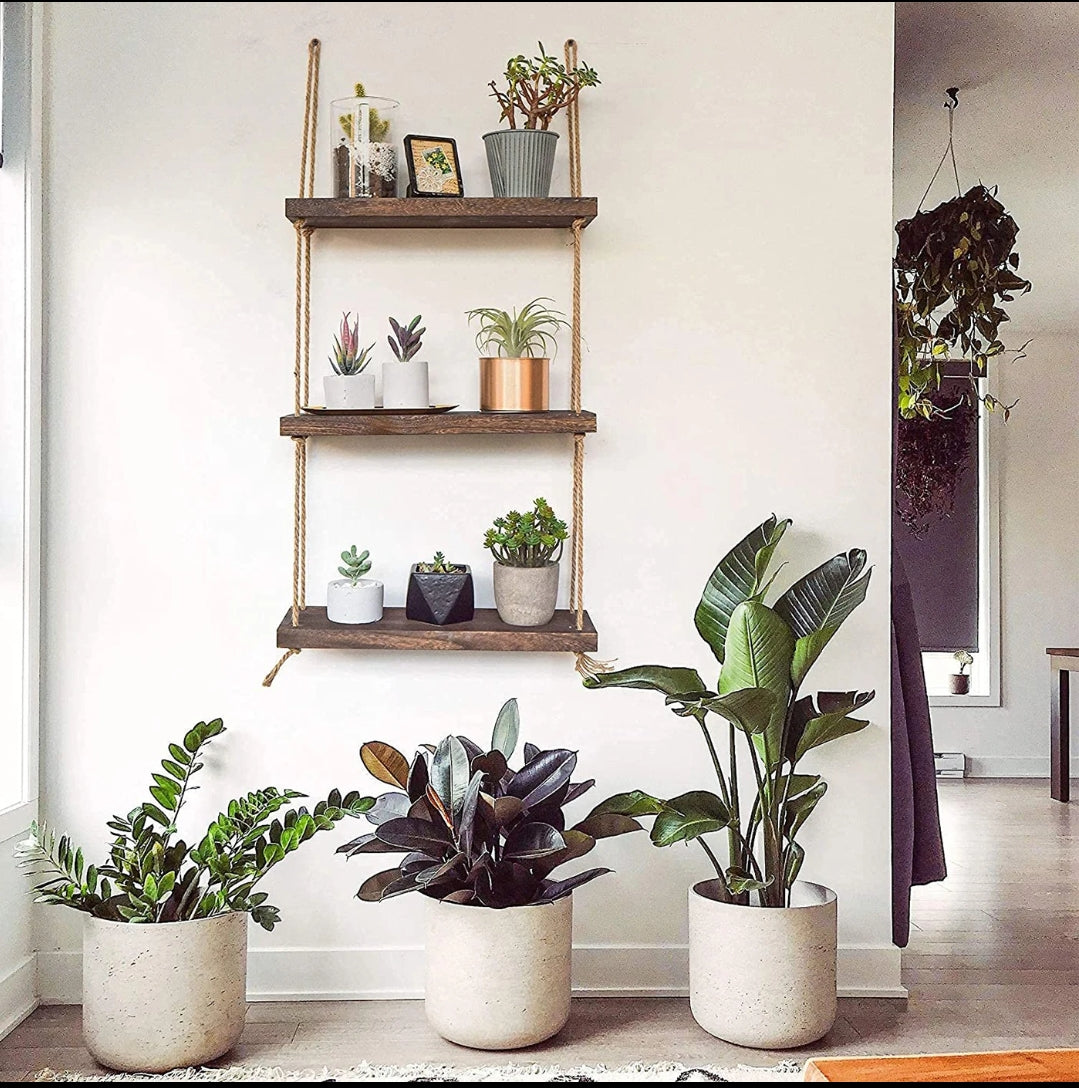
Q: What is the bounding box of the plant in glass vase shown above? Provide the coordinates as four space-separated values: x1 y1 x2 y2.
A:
331 81 399 198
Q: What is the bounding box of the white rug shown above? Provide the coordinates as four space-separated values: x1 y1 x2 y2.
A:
36 1060 804 1082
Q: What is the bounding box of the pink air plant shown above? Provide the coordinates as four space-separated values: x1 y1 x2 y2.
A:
330 311 375 376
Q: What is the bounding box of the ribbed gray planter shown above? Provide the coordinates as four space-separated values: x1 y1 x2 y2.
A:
483 129 559 198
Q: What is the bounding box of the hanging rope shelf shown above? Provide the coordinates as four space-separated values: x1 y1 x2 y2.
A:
263 39 609 687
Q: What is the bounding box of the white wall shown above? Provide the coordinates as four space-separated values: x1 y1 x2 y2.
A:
37 1 900 1000
895 3 1079 777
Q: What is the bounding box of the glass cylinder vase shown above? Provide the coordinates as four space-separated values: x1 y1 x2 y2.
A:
330 96 400 198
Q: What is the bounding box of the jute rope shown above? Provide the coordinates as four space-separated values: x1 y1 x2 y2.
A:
264 38 320 687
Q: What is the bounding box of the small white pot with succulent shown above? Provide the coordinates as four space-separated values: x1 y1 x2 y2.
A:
949 650 974 695
484 497 568 627
324 312 376 409
327 545 384 625
382 315 430 409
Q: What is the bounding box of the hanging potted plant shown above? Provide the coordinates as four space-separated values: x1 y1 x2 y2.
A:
484 42 600 198
484 497 568 627
382 314 429 409
466 298 568 412
327 545 383 625
582 516 873 1049
324 312 376 409
342 698 642 1049
406 552 475 625
950 650 974 695
16 718 371 1073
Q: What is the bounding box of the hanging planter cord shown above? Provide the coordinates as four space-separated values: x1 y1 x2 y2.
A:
917 87 962 212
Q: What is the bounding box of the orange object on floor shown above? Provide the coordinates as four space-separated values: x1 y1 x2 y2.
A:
803 1049 1079 1082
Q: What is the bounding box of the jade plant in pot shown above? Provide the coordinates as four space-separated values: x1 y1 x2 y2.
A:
484 497 568 627
16 718 371 1073
950 650 973 695
327 544 383 625
467 298 568 412
582 516 873 1050
382 314 429 409
485 42 600 197
406 552 475 625
325 312 376 409
341 698 642 1049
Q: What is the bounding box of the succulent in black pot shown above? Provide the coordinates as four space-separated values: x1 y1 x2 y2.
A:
405 552 475 625
341 698 641 1049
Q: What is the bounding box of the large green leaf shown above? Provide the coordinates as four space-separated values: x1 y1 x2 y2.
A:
778 774 827 840
491 698 520 760
650 791 732 846
718 601 795 768
582 664 706 698
700 687 777 735
587 790 665 819
694 516 791 664
789 690 875 762
430 736 471 818
774 550 872 686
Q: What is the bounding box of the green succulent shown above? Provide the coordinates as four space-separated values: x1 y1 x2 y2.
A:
339 546 372 586
417 551 463 575
338 81 391 144
484 497 568 568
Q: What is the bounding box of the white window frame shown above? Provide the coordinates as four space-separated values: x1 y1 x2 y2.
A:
922 371 1002 708
0 0 42 843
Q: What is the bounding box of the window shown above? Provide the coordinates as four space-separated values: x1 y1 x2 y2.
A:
0 0 39 830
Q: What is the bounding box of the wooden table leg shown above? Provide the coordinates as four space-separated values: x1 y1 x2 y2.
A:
1051 666 1070 803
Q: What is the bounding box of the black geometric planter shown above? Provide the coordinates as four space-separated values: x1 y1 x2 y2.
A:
406 564 475 625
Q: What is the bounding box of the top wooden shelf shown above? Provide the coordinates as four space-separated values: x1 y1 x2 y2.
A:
284 197 598 230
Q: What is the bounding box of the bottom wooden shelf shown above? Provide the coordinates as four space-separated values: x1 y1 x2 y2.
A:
276 607 598 653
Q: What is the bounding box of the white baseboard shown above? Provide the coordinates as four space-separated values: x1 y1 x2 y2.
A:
37 944 905 1004
965 757 1079 778
0 955 38 1041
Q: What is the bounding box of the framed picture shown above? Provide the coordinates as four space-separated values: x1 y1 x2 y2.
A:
404 135 464 197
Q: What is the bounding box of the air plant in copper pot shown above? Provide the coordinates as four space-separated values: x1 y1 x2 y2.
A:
340 699 643 907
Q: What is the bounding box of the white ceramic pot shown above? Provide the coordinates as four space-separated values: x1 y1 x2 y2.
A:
324 372 375 409
425 895 572 1050
82 912 247 1073
327 577 384 624
382 359 430 408
492 561 559 627
688 879 837 1049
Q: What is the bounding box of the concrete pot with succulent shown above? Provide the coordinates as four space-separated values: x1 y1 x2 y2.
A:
483 43 600 197
583 516 875 1049
485 497 567 627
343 698 643 1049
327 545 384 625
382 314 430 409
16 719 372 1073
405 552 475 625
949 650 973 695
324 312 376 409
467 298 568 412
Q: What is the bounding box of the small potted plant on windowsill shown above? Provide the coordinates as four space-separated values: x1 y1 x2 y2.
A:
406 552 475 625
342 698 642 1049
16 718 371 1074
467 298 568 412
327 545 383 625
950 650 974 695
383 315 429 409
325 312 376 409
484 42 600 197
484 497 568 627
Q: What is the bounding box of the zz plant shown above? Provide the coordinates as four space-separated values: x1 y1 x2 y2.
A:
484 497 568 567
341 699 642 907
583 517 873 909
16 719 372 929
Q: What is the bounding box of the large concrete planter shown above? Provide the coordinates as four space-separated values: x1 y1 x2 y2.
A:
493 561 559 627
82 912 247 1073
688 879 837 1049
425 895 572 1050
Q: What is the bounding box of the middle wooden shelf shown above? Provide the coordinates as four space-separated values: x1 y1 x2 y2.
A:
280 409 598 438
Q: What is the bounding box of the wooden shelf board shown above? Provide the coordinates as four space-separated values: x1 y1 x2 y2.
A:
285 197 598 230
280 410 597 437
277 607 597 653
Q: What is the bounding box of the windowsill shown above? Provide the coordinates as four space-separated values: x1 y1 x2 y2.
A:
929 693 1001 709
0 800 37 843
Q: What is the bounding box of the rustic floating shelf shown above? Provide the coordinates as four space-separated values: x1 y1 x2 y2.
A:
284 197 598 230
277 607 598 653
280 410 598 438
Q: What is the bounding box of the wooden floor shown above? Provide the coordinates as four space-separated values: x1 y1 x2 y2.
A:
3 780 1077 1079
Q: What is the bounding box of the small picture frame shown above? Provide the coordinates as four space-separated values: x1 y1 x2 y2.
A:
404 135 464 198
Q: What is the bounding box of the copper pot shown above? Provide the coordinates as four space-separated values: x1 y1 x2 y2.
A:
479 357 549 412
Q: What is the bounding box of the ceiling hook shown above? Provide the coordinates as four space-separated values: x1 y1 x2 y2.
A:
944 87 960 112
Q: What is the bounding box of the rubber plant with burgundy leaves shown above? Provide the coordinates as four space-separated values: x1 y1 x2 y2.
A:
582 516 874 910
342 699 643 907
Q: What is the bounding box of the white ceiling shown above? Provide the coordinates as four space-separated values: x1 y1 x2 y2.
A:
894 2 1079 335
